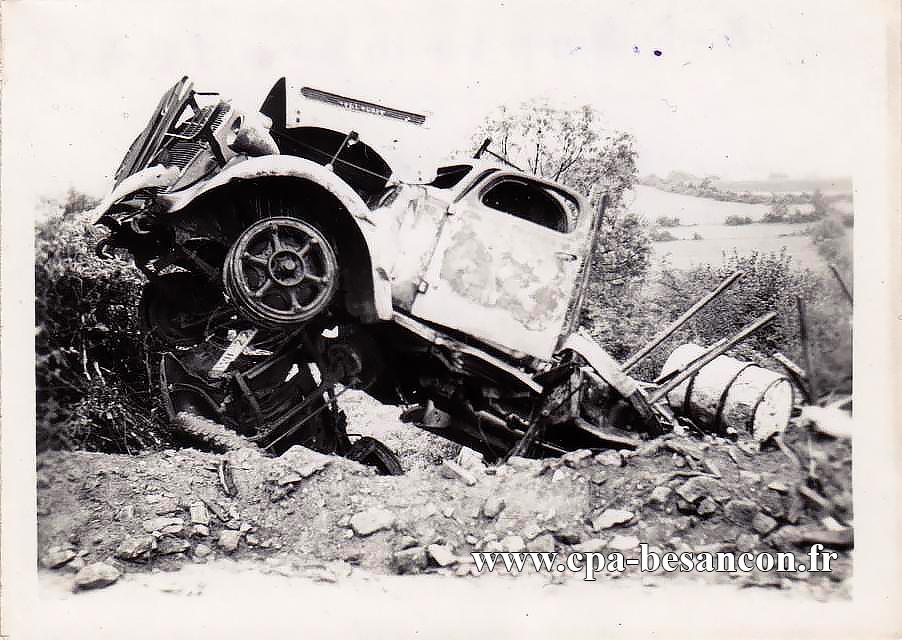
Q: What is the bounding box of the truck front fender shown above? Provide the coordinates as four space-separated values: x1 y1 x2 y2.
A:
162 155 393 322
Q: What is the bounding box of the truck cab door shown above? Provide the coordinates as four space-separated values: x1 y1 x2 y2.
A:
410 171 593 360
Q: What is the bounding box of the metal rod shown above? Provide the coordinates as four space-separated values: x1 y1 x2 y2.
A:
647 312 777 403
828 264 853 304
623 271 745 372
796 296 820 402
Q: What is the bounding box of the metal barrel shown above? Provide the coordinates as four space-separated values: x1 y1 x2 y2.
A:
659 344 793 439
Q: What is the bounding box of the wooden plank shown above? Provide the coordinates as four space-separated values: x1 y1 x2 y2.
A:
571 418 640 450
796 296 821 401
623 271 744 372
647 312 777 404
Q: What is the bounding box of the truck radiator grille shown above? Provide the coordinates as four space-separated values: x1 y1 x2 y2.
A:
156 104 229 169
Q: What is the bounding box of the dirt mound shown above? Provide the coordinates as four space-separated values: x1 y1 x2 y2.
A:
38 402 851 599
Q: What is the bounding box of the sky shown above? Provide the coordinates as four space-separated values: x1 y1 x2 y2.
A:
1 0 888 209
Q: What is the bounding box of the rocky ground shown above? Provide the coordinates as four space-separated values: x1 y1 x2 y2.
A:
37 392 853 601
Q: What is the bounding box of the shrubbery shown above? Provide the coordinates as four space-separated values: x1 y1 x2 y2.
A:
36 203 171 453
582 250 852 392
724 215 753 226
649 228 678 242
655 216 681 227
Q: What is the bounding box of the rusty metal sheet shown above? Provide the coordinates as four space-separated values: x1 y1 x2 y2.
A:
410 201 585 361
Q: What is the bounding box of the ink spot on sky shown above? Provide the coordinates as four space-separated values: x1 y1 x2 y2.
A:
653 49 662 57
632 45 640 55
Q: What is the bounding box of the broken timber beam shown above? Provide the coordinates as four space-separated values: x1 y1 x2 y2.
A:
829 264 853 304
647 312 777 404
623 271 744 373
796 296 821 402
571 417 640 450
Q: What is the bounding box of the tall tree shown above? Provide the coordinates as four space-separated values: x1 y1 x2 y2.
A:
469 100 637 209
468 100 651 295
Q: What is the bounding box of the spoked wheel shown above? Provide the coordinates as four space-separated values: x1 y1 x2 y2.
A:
223 216 339 327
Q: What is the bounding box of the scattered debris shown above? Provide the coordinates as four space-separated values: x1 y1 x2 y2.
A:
218 460 238 497
189 502 210 526
440 460 477 487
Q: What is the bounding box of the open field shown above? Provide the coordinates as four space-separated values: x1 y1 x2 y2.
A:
626 185 849 274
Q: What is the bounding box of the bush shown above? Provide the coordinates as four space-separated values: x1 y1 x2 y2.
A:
655 216 681 227
810 215 853 276
690 232 704 241
649 228 678 242
652 250 851 393
762 202 787 223
589 209 652 295
724 215 753 226
35 207 171 453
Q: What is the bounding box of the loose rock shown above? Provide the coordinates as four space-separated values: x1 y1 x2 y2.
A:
505 456 539 472
482 496 506 519
527 533 556 553
675 476 731 504
724 499 759 527
218 530 241 553
696 498 718 517
154 496 180 514
73 563 121 591
595 450 623 467
440 460 477 486
561 449 593 468
427 544 458 567
114 505 135 522
350 507 396 536
608 535 640 551
752 513 778 536
500 535 526 553
142 517 184 535
115 535 156 561
573 538 606 553
591 509 634 531
157 538 191 555
521 523 543 541
194 543 212 558
189 502 210 526
736 533 760 552
647 486 672 509
42 546 77 569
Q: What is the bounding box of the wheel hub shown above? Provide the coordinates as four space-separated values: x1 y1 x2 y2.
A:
223 216 339 327
269 249 307 286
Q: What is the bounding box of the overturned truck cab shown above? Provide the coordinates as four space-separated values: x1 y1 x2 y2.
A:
93 76 789 473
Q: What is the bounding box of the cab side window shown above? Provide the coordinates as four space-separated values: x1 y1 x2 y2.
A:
480 178 570 232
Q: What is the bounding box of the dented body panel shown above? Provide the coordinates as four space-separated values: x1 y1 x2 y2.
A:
409 172 594 360
93 76 674 464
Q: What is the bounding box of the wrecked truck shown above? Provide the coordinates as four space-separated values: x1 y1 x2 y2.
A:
93 77 792 473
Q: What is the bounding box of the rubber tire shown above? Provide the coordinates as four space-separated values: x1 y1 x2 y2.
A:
346 436 404 476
